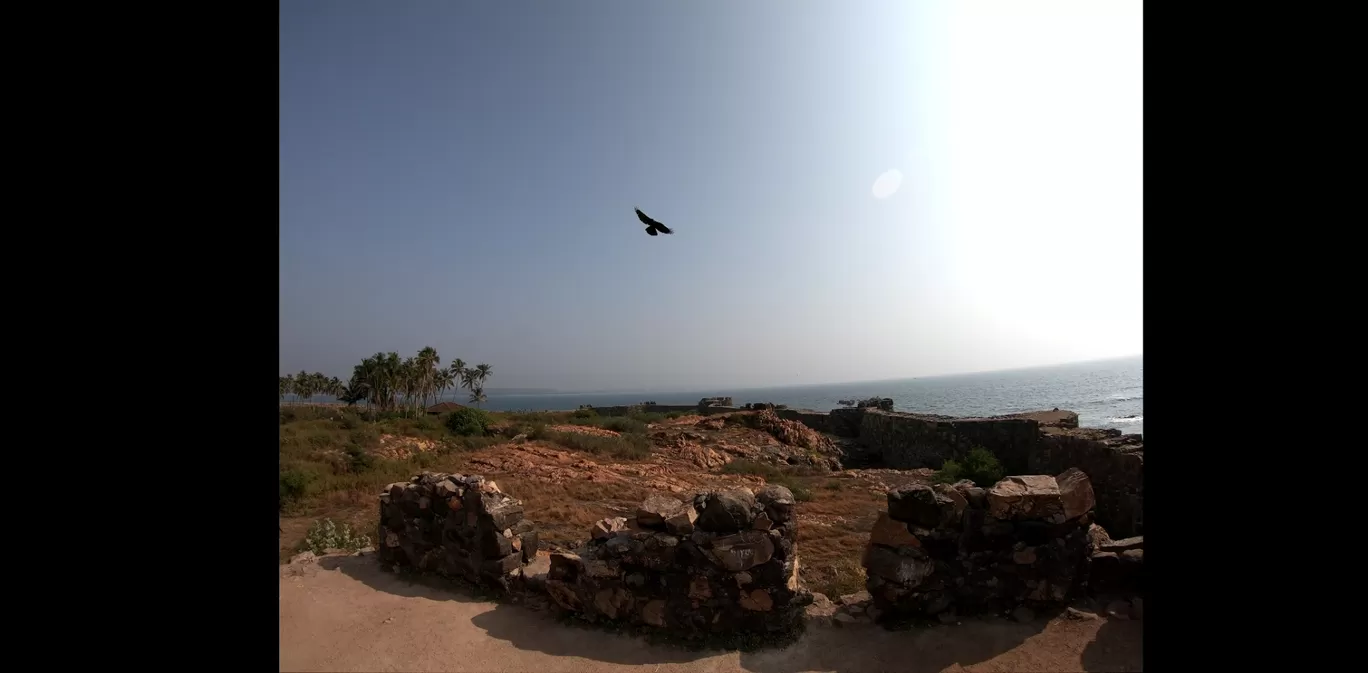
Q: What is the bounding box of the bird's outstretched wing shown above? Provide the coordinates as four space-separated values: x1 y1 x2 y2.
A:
634 207 660 227
635 207 674 235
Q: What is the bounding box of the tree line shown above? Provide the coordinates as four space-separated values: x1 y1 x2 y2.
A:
278 347 494 413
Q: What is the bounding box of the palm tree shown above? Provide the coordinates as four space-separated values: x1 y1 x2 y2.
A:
295 370 313 402
468 386 487 408
415 346 440 409
448 359 467 398
474 363 493 389
434 366 455 404
279 375 293 402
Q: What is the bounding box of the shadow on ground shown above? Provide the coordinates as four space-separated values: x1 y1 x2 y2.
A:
318 553 1139 672
1081 617 1145 672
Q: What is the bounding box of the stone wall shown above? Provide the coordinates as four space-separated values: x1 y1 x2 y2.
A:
544 486 812 636
826 406 866 437
1030 428 1143 537
862 469 1097 619
377 472 538 591
774 408 830 433
858 410 1042 473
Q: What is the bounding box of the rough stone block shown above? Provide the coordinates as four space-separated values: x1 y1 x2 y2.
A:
1056 468 1095 521
869 513 921 549
987 475 1064 521
697 489 758 533
591 517 628 540
888 484 962 529
707 530 775 572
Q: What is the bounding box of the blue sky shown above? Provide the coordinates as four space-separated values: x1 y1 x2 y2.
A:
280 0 1143 391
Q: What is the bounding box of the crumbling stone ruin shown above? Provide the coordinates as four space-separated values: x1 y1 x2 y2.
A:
377 472 538 591
698 396 734 408
544 486 813 636
862 468 1098 619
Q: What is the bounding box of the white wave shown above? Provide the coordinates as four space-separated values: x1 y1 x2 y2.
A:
1108 415 1143 424
1108 393 1143 401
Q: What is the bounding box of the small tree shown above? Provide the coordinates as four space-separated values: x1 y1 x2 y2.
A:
445 407 492 436
933 446 1005 486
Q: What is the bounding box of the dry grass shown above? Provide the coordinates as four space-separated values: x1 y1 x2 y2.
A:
789 476 886 598
278 406 891 598
496 476 654 548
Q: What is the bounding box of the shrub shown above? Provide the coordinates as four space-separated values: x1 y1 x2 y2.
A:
550 431 652 460
528 423 551 440
444 435 497 452
572 407 597 419
343 444 375 473
444 407 492 436
602 417 649 434
279 469 314 508
932 446 1005 486
303 518 372 555
664 411 685 419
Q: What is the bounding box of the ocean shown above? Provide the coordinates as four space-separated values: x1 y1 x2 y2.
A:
478 356 1143 436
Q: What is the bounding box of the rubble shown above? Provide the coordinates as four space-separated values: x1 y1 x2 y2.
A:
863 471 1097 619
377 472 537 592
543 486 813 637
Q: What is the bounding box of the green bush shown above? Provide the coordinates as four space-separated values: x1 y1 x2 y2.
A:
602 417 649 434
279 469 315 508
551 431 652 460
528 423 551 440
344 444 375 472
664 411 685 419
444 407 492 436
572 407 597 419
932 446 1005 486
303 518 372 555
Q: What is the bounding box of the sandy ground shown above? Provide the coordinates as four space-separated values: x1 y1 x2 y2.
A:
280 554 1143 673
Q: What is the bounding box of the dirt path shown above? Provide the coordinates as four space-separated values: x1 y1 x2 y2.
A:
280 554 1142 673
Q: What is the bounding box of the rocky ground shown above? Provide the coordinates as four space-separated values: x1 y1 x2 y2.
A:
283 411 924 597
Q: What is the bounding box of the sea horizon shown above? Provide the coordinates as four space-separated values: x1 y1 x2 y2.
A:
287 355 1142 436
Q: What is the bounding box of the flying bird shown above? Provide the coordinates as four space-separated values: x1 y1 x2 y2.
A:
635 208 673 236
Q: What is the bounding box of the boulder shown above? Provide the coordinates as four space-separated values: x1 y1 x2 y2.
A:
758 484 796 523
708 530 775 572
697 489 758 533
887 484 962 529
1100 536 1144 553
739 589 774 611
591 517 629 540
664 503 699 535
1056 468 1095 520
637 495 686 530
642 599 667 626
986 475 1064 521
869 513 922 549
863 545 935 587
